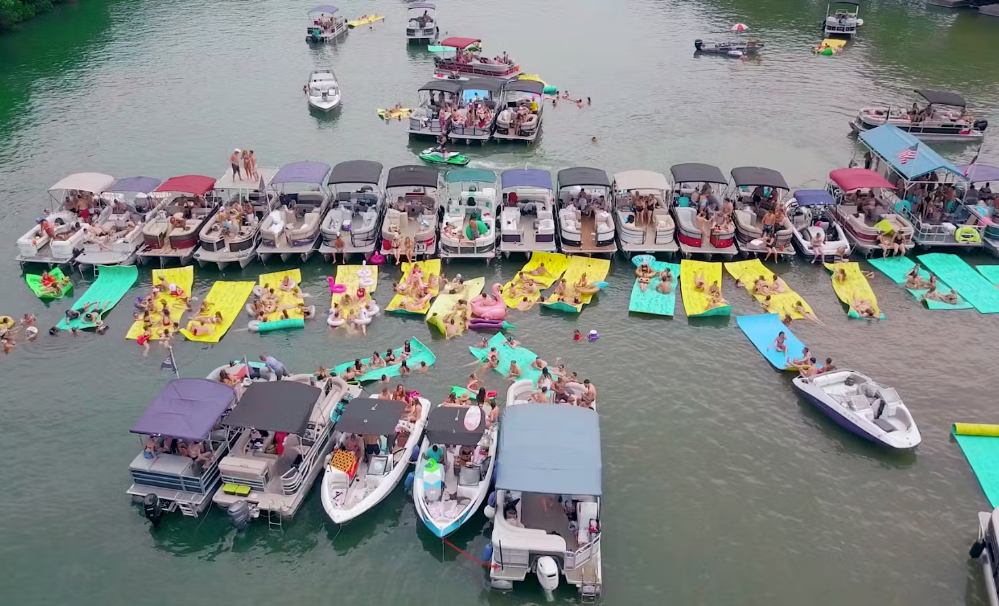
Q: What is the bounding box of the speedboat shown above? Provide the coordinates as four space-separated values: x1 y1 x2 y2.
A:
555 167 616 255
787 189 851 262
727 166 796 259
792 370 920 449
319 160 385 261
494 79 544 143
499 169 557 257
668 163 737 260
488 379 603 600
971 509 999 606
413 403 497 537
693 38 763 57
407 80 463 139
958 163 999 257
321 396 430 524
257 161 332 264
448 78 501 144
305 5 348 43
611 170 677 257
850 89 987 142
406 2 438 44
137 175 224 268
824 2 862 37
440 168 498 261
381 165 441 258
214 376 359 529
75 177 163 270
307 69 341 112
433 37 520 80
195 168 278 270
16 172 116 267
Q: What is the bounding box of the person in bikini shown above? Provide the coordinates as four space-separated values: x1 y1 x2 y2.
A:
635 262 656 292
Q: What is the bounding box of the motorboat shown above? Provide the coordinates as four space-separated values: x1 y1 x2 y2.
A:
493 79 545 143
195 168 278 270
488 380 603 600
214 376 360 528
321 396 431 524
406 2 438 44
611 170 677 257
827 167 913 258
668 163 737 260
693 38 763 57
440 168 498 261
380 165 441 258
433 37 520 80
75 177 162 271
319 160 385 261
958 164 999 257
824 2 862 37
792 370 921 450
448 78 501 144
307 69 342 112
970 508 999 606
499 169 557 257
850 89 987 142
727 166 796 258
787 189 852 262
16 172 115 267
136 175 224 268
407 80 463 139
413 403 497 537
305 5 348 43
256 161 332 264
555 167 617 255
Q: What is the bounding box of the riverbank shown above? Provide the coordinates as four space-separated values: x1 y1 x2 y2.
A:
0 0 73 32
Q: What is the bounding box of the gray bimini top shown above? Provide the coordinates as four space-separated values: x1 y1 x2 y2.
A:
419 80 464 95
426 406 486 446
557 167 611 189
335 398 406 435
669 163 727 185
386 165 439 189
130 379 236 441
222 381 322 435
914 89 967 108
730 166 789 190
329 160 383 185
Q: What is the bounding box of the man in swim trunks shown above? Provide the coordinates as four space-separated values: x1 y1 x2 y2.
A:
230 149 242 181
799 358 820 381
788 347 810 369
531 356 547 371
478 347 499 377
531 387 550 403
506 360 522 380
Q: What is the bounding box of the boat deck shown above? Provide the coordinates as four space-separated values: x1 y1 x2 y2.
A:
678 240 738 260
16 245 76 267
560 215 617 255
520 492 578 550
736 239 797 258
76 250 137 268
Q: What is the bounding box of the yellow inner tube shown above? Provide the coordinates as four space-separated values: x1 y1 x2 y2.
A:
954 226 982 243
0 315 14 329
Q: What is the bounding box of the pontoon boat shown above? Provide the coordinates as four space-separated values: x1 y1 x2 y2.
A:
792 370 920 449
440 168 498 261
824 2 862 37
408 80 463 139
850 89 987 142
434 37 520 80
406 2 438 44
448 78 501 144
75 176 163 270
16 172 115 267
728 166 796 258
611 170 677 257
194 168 277 270
555 167 617 255
321 397 431 524
413 403 497 537
381 165 440 258
668 163 737 260
257 161 331 264
306 5 348 43
693 39 763 57
493 79 544 143
319 160 385 261
307 69 342 112
827 166 913 258
499 169 557 257
959 164 999 257
787 189 851 262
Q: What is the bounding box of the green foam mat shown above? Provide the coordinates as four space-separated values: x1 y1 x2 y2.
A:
56 265 138 330
868 256 972 311
918 253 999 314
25 268 72 300
977 265 999 286
332 337 436 382
468 332 542 385
628 255 679 316
954 431 999 508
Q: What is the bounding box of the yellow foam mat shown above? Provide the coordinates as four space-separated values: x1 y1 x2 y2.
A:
680 260 731 317
348 14 384 27
541 256 610 312
126 267 194 340
954 423 999 437
179 281 255 343
824 262 884 319
259 269 304 321
331 264 379 309
378 108 413 120
725 259 814 320
427 277 485 335
500 252 570 308
386 260 442 315
821 38 846 49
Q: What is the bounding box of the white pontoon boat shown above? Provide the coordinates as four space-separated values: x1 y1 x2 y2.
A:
827 166 913 258
611 169 677 257
971 508 999 606
406 2 438 44
959 164 999 258
555 167 617 255
319 160 385 261
306 5 348 43
136 175 224 268
668 163 737 260
195 168 278 270
448 78 501 144
381 165 441 258
727 166 796 259
408 80 463 139
499 169 557 257
440 168 498 261
850 89 987 142
824 2 862 37
493 79 544 143
257 161 331 264
76 176 163 271
434 37 520 80
307 69 342 112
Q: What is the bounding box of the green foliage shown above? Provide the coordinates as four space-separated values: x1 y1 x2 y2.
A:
0 0 61 32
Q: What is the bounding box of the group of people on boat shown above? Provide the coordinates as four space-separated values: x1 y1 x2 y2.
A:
635 262 673 295
143 434 214 468
439 96 494 132
769 336 838 381
228 148 260 182
628 190 660 228
213 198 258 239
451 48 512 67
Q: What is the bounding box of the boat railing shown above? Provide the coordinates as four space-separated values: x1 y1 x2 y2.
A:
565 535 601 571
440 235 496 257
897 204 984 245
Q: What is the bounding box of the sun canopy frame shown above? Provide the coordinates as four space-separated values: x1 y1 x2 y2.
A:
328 160 383 185
426 406 486 446
130 379 236 441
730 166 790 190
439 36 481 49
915 89 967 108
859 125 964 181
408 2 436 10
106 177 161 194
309 5 339 14
270 161 331 186
418 80 463 95
446 168 496 184
335 398 405 435
48 173 115 194
501 169 552 190
156 175 216 195
221 381 321 435
386 165 439 189
613 170 670 192
503 80 545 95
669 163 727 185
557 167 611 189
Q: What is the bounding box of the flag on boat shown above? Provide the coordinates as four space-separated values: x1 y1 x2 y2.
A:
896 143 918 165
160 346 179 377
965 147 981 178
730 23 749 31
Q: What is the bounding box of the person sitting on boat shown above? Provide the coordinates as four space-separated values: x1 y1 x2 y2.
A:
980 182 994 202
878 230 896 258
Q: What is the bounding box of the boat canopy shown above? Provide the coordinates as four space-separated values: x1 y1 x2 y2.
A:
958 164 999 184
669 163 727 185
309 5 339 14
793 189 835 206
271 161 331 186
222 381 321 435
156 175 216 195
463 78 503 93
335 398 405 435
833 1 860 6
446 168 496 183
426 406 485 446
130 379 236 441
439 36 480 49
503 80 545 95
106 177 161 194
419 80 463 94
828 167 895 191
731 166 789 190
407 2 436 10
496 404 601 496
329 160 383 185
558 167 611 189
613 170 670 192
915 89 967 107
48 172 115 194
386 165 439 189
859 125 963 180
502 169 552 190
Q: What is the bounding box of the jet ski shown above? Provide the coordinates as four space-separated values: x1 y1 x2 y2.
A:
419 148 469 166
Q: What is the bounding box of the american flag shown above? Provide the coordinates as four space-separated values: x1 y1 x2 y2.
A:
896 143 918 165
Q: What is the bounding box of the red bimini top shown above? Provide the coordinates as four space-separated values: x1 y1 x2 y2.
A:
155 175 216 195
828 168 896 192
439 37 481 49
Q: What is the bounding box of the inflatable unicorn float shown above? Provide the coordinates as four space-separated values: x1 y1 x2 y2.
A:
326 261 380 329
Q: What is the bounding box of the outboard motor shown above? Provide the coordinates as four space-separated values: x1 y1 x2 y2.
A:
228 501 253 530
143 494 163 527
694 39 703 51
974 119 988 133
535 556 560 599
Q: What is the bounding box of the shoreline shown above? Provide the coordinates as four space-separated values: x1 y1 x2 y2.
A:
0 0 75 33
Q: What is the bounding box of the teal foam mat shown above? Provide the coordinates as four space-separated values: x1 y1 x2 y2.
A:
868 256 972 310
469 332 542 385
918 253 999 314
56 265 138 330
977 265 999 286
628 255 679 316
736 314 808 370
954 432 999 507
332 337 436 382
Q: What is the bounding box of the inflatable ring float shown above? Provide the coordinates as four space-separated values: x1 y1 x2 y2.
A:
465 220 488 239
954 226 982 244
369 252 386 264
327 277 347 294
353 308 372 326
327 311 345 327
0 315 14 329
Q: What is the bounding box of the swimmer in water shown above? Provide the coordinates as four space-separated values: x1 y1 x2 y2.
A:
517 296 536 311
656 270 672 294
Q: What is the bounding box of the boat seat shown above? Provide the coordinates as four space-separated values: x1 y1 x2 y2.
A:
576 501 599 544
848 395 872 412
594 210 614 235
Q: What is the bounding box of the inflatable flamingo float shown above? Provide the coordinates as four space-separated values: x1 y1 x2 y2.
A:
470 284 507 321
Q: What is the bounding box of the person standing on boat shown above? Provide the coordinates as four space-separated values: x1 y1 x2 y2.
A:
230 149 242 181
260 353 291 379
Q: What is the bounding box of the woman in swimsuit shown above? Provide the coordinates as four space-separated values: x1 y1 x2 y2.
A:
694 271 706 292
370 352 386 369
635 262 656 292
753 276 772 296
795 301 823 324
402 237 415 264
768 331 787 354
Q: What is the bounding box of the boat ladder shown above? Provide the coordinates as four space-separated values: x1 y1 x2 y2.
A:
176 501 199 518
266 507 283 531
578 561 600 603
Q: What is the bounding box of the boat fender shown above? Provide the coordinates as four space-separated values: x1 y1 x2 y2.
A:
228 501 252 530
410 445 420 462
971 539 987 559
728 50 743 57
484 505 496 520
694 39 703 51
143 493 163 528
482 542 494 561
488 491 497 508
404 471 415 491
